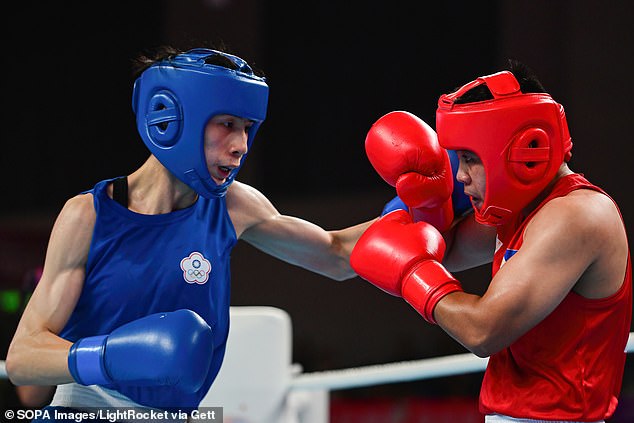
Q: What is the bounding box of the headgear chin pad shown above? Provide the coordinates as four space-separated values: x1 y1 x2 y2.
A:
436 71 572 226
132 48 269 198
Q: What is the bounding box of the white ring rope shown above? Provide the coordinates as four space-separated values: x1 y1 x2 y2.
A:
1 332 632 390
291 352 489 391
294 331 634 391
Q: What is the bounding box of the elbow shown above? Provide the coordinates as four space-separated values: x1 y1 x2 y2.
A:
468 344 494 359
5 350 24 385
462 338 495 358
5 340 33 386
455 328 505 358
468 335 509 358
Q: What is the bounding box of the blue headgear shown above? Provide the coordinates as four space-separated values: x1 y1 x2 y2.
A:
132 48 269 198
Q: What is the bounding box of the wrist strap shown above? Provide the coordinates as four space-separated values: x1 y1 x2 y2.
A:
402 260 462 324
68 335 110 386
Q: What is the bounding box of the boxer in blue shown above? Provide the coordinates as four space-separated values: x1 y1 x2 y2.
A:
5 46 375 416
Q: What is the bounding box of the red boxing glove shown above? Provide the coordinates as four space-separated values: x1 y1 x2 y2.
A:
351 210 462 324
365 111 454 232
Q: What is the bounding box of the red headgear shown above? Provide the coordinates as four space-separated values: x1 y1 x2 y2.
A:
436 71 572 226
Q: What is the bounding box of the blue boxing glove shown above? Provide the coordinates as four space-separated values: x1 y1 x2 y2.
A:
381 196 409 215
68 309 213 393
382 150 472 220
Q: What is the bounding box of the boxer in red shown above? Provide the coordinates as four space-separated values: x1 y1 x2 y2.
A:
352 61 631 422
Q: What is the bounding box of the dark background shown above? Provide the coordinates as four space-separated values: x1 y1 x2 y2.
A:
2 0 633 419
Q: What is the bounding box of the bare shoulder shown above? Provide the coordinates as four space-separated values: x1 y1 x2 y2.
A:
47 193 97 266
526 188 628 298
56 193 97 230
529 188 622 239
226 181 278 237
226 180 268 207
63 192 96 215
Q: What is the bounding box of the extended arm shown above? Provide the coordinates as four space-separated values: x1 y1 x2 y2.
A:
227 181 375 281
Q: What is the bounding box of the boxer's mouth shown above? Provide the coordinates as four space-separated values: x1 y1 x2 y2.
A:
213 166 235 183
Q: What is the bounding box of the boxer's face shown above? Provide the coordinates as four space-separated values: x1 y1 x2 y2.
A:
203 114 254 185
455 150 486 211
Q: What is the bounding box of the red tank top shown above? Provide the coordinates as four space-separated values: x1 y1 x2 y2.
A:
480 174 632 420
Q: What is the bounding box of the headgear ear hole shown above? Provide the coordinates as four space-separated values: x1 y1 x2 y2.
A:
146 91 182 147
508 127 551 184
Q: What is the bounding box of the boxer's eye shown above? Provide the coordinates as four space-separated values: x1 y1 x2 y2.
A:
460 152 477 164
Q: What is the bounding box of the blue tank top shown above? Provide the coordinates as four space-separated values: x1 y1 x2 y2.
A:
60 178 237 411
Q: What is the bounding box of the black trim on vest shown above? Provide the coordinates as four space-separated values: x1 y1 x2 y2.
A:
112 177 128 208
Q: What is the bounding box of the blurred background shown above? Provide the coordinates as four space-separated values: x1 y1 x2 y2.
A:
2 0 633 420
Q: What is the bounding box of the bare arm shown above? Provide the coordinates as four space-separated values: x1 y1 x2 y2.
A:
6 194 95 385
434 191 627 357
16 385 56 408
227 181 375 281
442 212 497 272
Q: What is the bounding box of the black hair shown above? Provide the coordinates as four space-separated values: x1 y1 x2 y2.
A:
453 59 547 104
131 44 265 78
508 59 547 93
131 45 181 77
